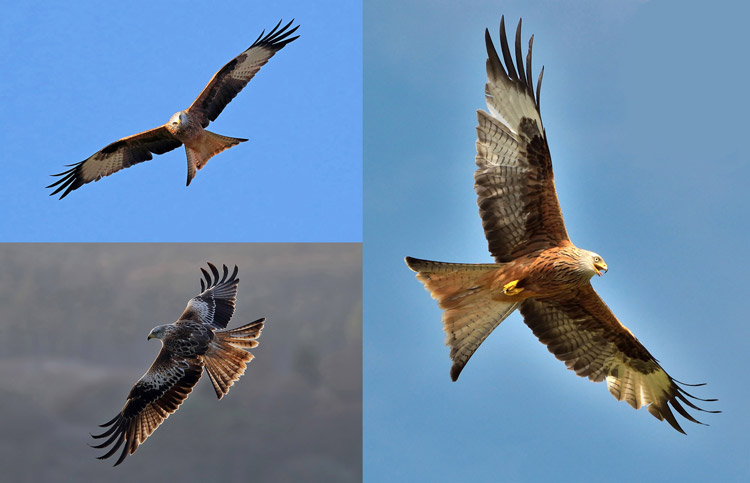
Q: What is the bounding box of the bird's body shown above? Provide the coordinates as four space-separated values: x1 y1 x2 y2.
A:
165 110 247 185
92 263 265 466
406 16 717 433
49 20 299 198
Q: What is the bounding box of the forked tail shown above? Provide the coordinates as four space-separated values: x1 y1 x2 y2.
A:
405 257 518 381
203 318 265 399
185 130 248 186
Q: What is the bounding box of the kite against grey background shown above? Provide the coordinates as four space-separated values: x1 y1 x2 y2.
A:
406 17 718 433
92 263 265 466
48 20 299 199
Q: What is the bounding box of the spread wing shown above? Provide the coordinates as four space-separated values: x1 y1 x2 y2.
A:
186 19 300 128
476 17 569 263
47 126 182 199
91 348 204 466
520 285 719 433
178 263 239 329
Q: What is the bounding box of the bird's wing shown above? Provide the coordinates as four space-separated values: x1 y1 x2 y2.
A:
186 19 299 128
476 17 569 262
520 284 718 433
91 348 204 466
48 126 182 199
178 263 239 329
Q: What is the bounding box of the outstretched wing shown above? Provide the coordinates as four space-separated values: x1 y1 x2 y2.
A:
178 263 239 329
520 285 719 433
91 349 204 466
476 17 569 262
186 19 300 128
47 126 182 199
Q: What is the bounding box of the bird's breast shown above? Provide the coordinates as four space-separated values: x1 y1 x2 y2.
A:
166 114 203 142
505 247 589 298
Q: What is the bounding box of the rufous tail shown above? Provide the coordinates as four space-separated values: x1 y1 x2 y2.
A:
185 131 248 186
203 318 264 399
405 257 519 381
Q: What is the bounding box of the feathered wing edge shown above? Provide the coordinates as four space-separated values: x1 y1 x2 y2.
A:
180 263 239 329
90 354 203 466
47 126 182 199
249 19 301 50
188 20 300 127
483 16 544 136
476 17 571 262
647 379 720 434
199 263 239 328
520 288 719 434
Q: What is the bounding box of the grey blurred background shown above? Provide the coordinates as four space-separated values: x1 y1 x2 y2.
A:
0 243 361 482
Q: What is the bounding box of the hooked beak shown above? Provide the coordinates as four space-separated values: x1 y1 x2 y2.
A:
147 333 155 340
594 261 608 276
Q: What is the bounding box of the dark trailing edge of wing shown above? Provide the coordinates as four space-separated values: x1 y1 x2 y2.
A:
487 16 544 112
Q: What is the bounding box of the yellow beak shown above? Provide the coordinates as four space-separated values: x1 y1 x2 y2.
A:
594 261 608 276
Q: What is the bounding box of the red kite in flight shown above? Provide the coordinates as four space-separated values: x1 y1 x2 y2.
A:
406 17 718 433
49 20 299 199
92 263 265 466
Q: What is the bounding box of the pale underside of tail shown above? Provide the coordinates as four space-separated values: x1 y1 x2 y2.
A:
185 130 248 186
405 257 519 381
202 318 264 399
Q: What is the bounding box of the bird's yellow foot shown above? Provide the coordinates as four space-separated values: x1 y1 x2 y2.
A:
502 280 524 296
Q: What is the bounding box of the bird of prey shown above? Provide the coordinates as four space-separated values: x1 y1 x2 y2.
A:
48 20 299 199
92 263 265 466
405 17 718 433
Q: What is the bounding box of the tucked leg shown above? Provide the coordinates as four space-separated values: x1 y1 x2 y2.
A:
502 279 524 296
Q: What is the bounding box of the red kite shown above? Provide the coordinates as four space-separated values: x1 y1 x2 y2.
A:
406 17 718 433
92 263 265 466
49 20 299 199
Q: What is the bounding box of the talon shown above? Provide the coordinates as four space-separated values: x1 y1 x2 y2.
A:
502 280 524 296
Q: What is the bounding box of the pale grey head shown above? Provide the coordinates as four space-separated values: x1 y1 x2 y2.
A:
168 111 188 129
578 249 608 279
147 324 172 341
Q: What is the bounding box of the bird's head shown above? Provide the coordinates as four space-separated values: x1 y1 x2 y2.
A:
147 325 169 341
168 111 188 128
588 251 608 277
577 249 608 279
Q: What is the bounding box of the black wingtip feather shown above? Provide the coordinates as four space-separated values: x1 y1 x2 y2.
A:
450 363 463 382
536 66 544 110
491 16 542 113
525 35 534 98
498 16 518 81
209 262 220 282
484 28 506 80
201 267 211 288
514 19 527 87
47 162 84 199
250 19 300 50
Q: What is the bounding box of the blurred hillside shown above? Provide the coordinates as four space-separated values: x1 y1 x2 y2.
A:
0 244 361 482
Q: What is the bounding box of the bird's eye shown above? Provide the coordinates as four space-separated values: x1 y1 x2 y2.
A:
594 256 601 262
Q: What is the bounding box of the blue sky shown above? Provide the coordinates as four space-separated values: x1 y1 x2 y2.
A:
365 0 749 481
0 0 361 242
